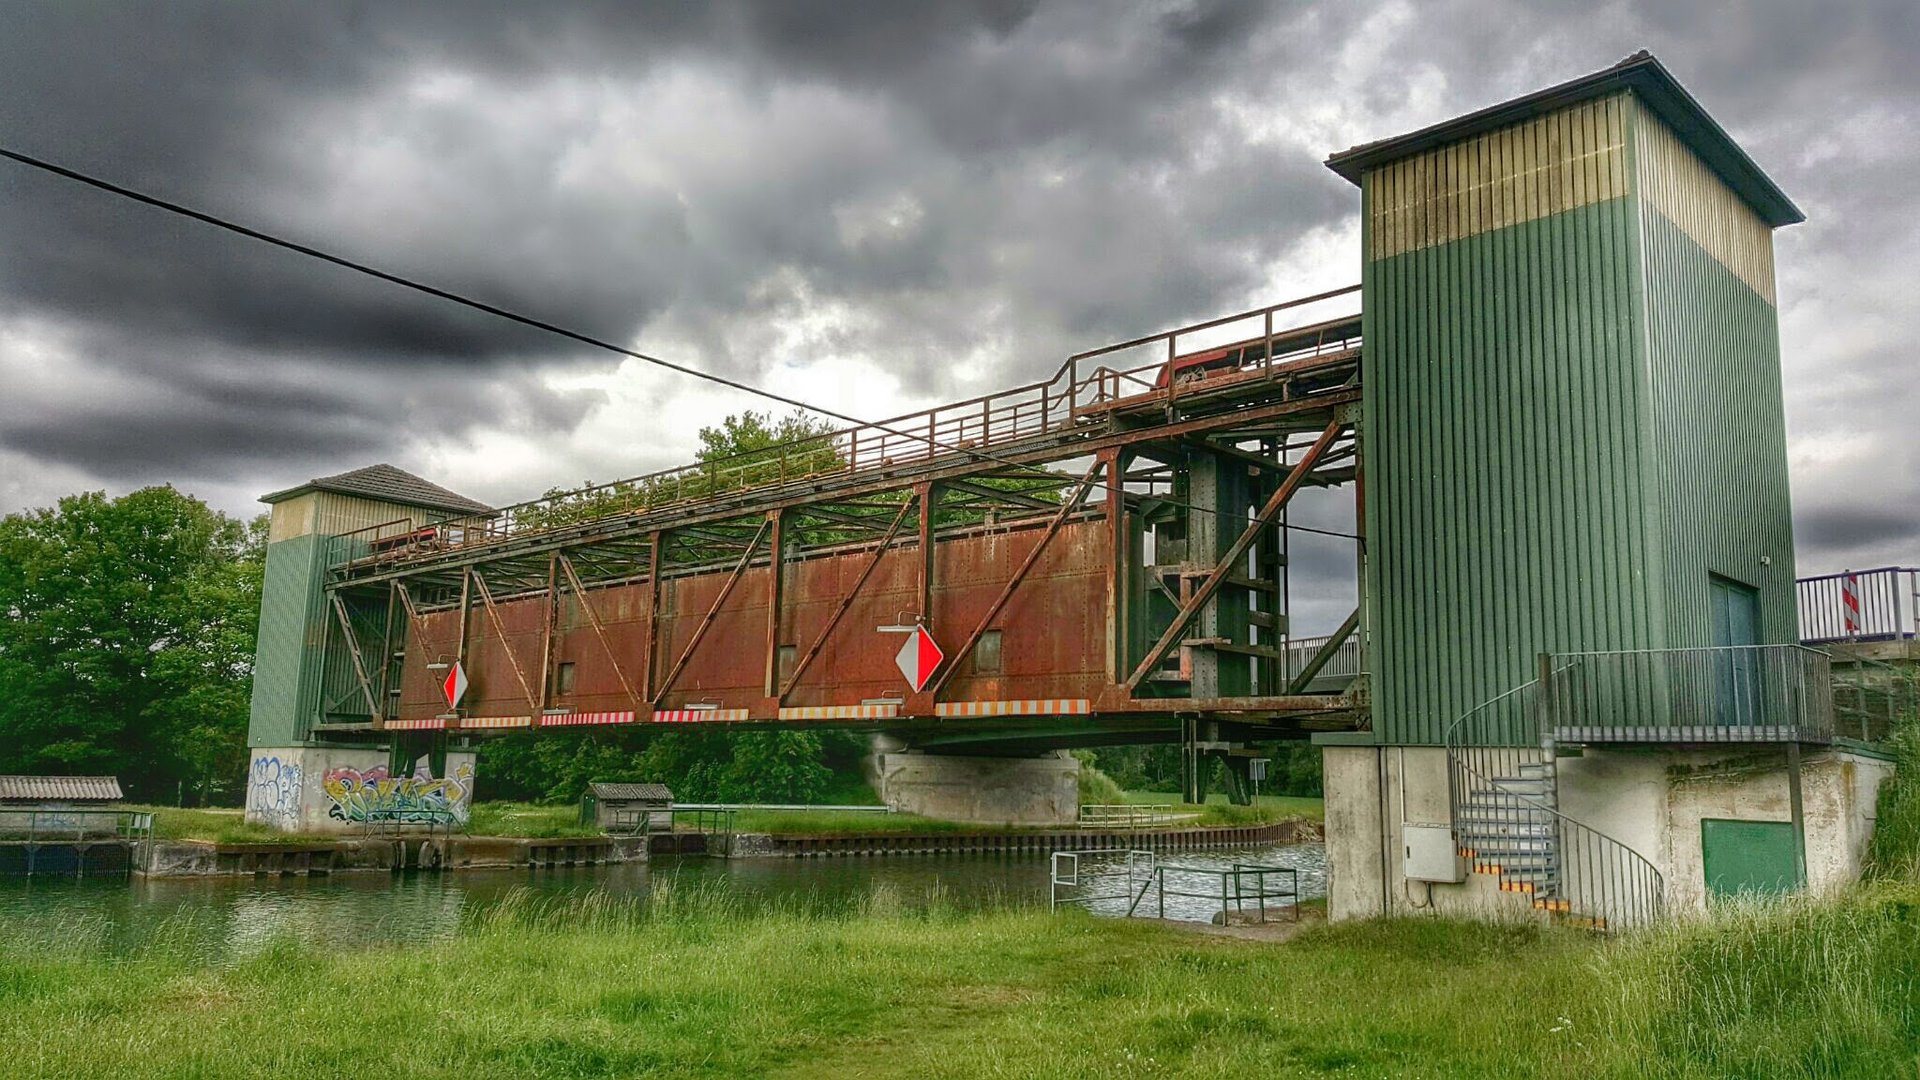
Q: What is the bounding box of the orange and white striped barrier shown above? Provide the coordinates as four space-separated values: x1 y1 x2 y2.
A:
777 704 901 721
382 717 447 731
649 708 750 723
538 711 637 727
460 715 534 730
933 698 1091 718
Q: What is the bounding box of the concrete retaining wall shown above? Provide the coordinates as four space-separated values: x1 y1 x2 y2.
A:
1323 742 1893 922
242 746 476 833
142 834 647 876
726 819 1320 858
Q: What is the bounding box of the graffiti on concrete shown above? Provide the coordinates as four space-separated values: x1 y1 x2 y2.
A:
246 755 304 828
323 762 473 825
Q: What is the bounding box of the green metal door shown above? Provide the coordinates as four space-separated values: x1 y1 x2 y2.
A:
1701 818 1802 899
1710 576 1762 726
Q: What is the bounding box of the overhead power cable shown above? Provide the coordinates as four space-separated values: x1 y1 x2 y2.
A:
0 144 1359 540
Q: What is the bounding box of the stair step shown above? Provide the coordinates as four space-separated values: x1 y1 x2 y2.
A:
1466 787 1559 803
1489 780 1554 796
1456 815 1555 831
1459 837 1551 853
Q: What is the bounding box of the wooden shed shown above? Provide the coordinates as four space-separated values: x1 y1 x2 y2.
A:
581 782 673 834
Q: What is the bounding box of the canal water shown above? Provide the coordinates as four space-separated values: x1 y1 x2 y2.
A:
0 842 1324 960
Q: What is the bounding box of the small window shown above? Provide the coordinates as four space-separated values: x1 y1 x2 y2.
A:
974 630 1003 674
556 662 577 695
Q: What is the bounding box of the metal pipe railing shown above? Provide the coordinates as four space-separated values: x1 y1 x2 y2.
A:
1798 567 1920 643
335 286 1362 570
1444 678 1666 930
1544 645 1835 743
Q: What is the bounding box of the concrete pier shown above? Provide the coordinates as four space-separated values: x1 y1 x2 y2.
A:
874 750 1080 827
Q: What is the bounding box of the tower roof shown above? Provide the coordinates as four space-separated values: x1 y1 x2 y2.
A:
260 463 493 516
1325 51 1803 228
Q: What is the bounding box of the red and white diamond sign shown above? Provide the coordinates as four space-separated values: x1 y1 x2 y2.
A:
441 662 469 710
894 626 945 693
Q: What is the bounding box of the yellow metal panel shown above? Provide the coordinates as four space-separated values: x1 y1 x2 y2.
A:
1365 93 1629 261
1632 99 1776 305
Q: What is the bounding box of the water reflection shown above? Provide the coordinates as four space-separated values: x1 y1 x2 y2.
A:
0 842 1325 960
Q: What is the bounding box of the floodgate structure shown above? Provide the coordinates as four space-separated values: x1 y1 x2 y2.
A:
243 54 1911 929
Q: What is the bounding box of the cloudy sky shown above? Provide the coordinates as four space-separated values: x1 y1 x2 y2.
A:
1 0 1915 592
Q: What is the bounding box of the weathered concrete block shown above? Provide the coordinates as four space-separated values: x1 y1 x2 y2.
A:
242 746 476 833
875 750 1079 826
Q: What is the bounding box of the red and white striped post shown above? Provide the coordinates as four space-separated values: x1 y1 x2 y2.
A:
1842 570 1861 638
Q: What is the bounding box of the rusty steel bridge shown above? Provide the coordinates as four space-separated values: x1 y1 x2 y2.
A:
314 285 1368 760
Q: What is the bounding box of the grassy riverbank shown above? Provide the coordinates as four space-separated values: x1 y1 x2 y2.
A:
133 802 602 843
727 793 1320 836
3 881 1915 1079
138 794 1321 844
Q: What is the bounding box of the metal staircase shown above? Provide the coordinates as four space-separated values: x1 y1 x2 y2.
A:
1445 678 1665 931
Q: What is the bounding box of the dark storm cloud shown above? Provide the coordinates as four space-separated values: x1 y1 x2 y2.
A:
0 1 1916 580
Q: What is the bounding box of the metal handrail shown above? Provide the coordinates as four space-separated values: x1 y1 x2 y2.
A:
336 285 1362 568
1545 644 1834 743
1076 804 1198 830
1444 679 1666 930
1050 848 1157 911
1121 861 1301 924
0 809 156 878
1798 567 1920 642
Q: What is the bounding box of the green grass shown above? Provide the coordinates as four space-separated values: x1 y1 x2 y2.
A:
1120 790 1326 825
727 808 978 835
2 880 1915 1078
133 794 1320 844
137 802 602 843
127 806 292 845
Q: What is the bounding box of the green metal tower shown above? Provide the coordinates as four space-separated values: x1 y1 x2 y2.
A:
1325 52 1805 746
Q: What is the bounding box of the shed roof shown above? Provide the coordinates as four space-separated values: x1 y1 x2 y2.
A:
0 776 123 802
1324 50 1803 228
587 782 674 802
260 463 494 516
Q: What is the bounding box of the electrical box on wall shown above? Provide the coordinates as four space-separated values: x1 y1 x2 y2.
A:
1404 823 1464 883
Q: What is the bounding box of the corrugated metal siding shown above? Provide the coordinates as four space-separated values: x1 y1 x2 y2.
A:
1632 100 1777 305
1368 94 1628 261
268 491 440 544
1635 120 1797 646
0 776 122 802
247 534 328 744
1362 101 1658 745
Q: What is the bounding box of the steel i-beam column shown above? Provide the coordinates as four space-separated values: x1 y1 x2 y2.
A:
1186 448 1255 699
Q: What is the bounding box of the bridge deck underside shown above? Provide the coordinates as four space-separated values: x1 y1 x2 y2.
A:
316 306 1366 741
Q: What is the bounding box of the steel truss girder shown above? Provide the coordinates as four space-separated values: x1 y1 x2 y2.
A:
330 384 1361 591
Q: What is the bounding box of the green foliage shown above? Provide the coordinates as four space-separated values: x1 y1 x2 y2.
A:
1082 742 1323 798
0 487 262 803
1866 719 1920 880
476 726 865 807
516 409 844 531
1071 750 1125 803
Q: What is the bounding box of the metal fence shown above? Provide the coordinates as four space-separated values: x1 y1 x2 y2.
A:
1280 632 1362 682
1050 849 1158 911
0 809 155 878
1123 862 1301 924
1543 645 1835 744
1798 567 1920 643
1076 804 1198 830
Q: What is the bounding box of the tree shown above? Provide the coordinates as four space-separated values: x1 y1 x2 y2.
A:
0 487 263 802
